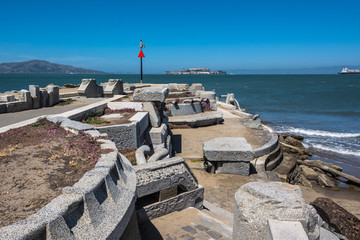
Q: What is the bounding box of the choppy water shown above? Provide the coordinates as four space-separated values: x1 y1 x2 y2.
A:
1 74 359 177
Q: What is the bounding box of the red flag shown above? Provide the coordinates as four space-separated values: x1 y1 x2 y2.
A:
138 50 145 58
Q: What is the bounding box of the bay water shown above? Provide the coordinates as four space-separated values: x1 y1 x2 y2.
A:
1 74 359 179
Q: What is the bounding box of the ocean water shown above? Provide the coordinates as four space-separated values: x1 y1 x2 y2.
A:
1 74 360 178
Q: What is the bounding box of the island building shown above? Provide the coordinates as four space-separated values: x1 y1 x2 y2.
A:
165 68 226 75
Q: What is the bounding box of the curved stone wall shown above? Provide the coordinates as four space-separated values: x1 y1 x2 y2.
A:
0 120 138 240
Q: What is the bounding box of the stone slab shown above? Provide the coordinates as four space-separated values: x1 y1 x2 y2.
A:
130 112 149 137
100 113 123 119
149 123 168 145
203 137 254 162
133 87 169 102
214 161 250 175
170 102 202 116
267 219 309 240
142 102 160 127
200 91 216 101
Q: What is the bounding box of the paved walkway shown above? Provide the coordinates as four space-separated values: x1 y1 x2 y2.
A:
0 97 102 128
171 108 272 160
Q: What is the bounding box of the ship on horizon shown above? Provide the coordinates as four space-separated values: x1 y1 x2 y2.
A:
338 67 360 74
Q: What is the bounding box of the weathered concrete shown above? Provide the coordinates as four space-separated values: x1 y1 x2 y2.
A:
78 79 103 98
169 102 202 116
39 89 48 107
133 87 169 102
107 101 143 111
200 91 216 101
0 103 6 113
149 123 168 145
0 95 16 102
136 145 151 165
29 85 40 109
233 182 321 240
18 90 32 109
189 83 204 95
104 79 124 97
267 219 309 240
0 119 140 240
47 85 60 106
203 137 254 162
142 102 161 127
135 157 204 223
169 111 223 127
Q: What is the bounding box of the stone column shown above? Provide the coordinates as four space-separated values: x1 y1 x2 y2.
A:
18 90 32 110
47 85 59 106
29 85 40 109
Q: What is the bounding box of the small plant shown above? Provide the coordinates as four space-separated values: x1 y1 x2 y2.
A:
84 117 110 125
119 148 137 165
31 118 48 127
56 99 75 106
104 107 136 115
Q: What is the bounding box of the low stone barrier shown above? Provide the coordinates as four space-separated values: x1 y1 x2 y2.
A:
0 118 139 240
169 111 223 127
253 134 279 158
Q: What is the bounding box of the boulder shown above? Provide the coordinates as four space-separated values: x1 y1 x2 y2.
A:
233 182 321 240
311 197 360 240
284 136 304 148
133 87 169 102
300 165 318 180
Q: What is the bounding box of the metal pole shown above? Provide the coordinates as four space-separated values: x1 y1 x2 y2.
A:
140 57 143 84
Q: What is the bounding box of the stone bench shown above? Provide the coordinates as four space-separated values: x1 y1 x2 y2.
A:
203 137 254 175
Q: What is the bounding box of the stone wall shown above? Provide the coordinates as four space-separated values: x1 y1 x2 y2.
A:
0 118 140 240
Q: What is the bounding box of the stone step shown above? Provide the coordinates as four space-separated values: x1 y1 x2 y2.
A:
139 206 233 240
266 144 283 171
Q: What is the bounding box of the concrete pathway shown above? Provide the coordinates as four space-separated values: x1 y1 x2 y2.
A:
0 97 102 128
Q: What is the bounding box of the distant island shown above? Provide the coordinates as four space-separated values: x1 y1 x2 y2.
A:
165 68 226 75
0 60 105 74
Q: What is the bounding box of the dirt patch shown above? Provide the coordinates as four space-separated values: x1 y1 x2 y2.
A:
119 148 138 166
0 119 112 227
83 108 137 126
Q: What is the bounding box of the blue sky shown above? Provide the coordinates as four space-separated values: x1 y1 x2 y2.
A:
0 0 359 73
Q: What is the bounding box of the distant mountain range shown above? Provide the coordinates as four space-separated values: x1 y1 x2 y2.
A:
226 66 360 74
0 60 105 74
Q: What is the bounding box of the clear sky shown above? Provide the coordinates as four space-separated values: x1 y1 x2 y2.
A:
0 0 359 73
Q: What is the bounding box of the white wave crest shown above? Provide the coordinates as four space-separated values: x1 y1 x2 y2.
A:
278 127 360 138
309 143 360 157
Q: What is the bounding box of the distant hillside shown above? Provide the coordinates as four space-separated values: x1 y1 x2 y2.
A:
226 66 360 74
0 60 105 74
